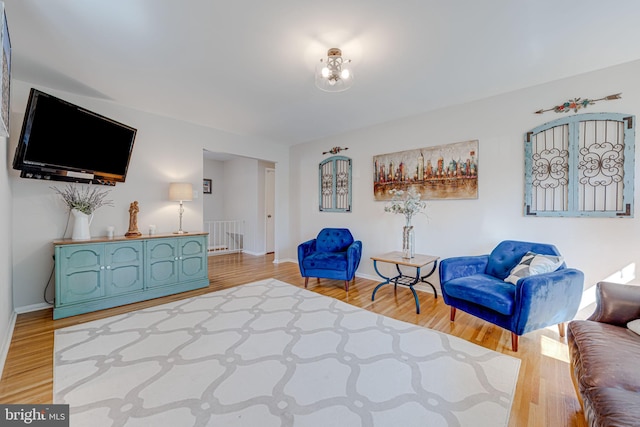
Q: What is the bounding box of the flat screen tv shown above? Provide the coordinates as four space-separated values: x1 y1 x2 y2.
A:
13 88 137 185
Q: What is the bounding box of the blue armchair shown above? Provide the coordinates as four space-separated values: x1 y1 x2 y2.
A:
298 228 362 291
439 240 584 351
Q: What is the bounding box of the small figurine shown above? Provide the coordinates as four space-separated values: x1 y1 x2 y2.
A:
125 201 142 237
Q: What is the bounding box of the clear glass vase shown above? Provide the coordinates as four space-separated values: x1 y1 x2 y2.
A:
402 225 415 259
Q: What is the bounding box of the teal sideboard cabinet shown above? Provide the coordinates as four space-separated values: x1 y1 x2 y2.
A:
53 233 209 319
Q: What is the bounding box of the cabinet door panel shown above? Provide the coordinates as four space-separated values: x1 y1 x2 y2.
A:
181 238 205 256
57 246 104 304
146 239 179 288
61 270 104 304
109 266 143 293
147 260 178 285
106 242 144 295
110 244 142 264
180 237 208 281
64 247 101 269
181 256 207 280
148 240 177 258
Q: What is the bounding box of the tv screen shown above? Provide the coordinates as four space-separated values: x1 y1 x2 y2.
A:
13 88 137 185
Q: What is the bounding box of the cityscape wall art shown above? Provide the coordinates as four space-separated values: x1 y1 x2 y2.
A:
373 140 478 201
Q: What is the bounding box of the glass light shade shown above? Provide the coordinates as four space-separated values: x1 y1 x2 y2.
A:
169 182 193 201
315 48 354 93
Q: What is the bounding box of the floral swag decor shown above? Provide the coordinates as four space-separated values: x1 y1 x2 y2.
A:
534 93 622 115
384 188 427 258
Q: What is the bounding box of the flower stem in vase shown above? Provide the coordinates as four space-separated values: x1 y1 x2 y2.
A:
402 225 415 259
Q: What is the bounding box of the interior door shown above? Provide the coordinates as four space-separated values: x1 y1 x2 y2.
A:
265 168 275 253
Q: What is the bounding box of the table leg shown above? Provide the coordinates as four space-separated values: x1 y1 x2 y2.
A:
409 286 420 314
371 260 392 302
393 264 422 314
420 260 439 298
409 266 421 314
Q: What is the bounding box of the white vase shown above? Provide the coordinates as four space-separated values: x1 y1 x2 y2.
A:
402 225 415 259
71 208 93 240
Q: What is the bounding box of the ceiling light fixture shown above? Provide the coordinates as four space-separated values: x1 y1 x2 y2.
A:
315 48 354 92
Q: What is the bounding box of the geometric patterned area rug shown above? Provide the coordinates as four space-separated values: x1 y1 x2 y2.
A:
54 278 520 427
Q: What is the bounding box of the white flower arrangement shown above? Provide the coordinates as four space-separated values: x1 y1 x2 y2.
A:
52 184 114 215
384 187 427 226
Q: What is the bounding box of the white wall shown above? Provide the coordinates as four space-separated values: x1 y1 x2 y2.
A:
223 157 260 254
0 131 14 376
203 157 224 221
9 59 640 320
9 79 291 310
290 59 640 315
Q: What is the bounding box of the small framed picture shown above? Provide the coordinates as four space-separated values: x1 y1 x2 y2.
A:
203 178 212 194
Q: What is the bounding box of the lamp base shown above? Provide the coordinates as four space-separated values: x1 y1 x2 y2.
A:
173 230 187 234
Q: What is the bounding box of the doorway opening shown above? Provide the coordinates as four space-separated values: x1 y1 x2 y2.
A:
202 150 276 257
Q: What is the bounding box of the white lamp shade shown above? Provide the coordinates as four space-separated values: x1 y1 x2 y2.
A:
169 182 193 201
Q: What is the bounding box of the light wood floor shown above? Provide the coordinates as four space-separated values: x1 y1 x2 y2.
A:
0 253 587 426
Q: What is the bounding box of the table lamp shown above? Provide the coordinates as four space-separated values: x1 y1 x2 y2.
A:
169 182 193 234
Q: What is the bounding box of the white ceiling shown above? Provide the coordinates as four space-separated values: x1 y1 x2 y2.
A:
5 1 640 146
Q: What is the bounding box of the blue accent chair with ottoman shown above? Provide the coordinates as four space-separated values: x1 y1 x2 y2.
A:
298 228 362 291
439 240 584 351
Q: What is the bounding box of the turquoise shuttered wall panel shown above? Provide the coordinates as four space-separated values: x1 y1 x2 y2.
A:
525 113 635 217
319 155 352 212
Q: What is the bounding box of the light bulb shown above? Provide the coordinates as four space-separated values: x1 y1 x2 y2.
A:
321 67 330 78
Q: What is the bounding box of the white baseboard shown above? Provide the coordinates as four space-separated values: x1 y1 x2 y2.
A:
0 310 17 380
242 250 265 256
355 272 378 282
15 302 52 314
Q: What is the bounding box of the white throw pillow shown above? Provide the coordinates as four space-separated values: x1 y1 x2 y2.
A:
504 251 564 285
628 319 640 336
